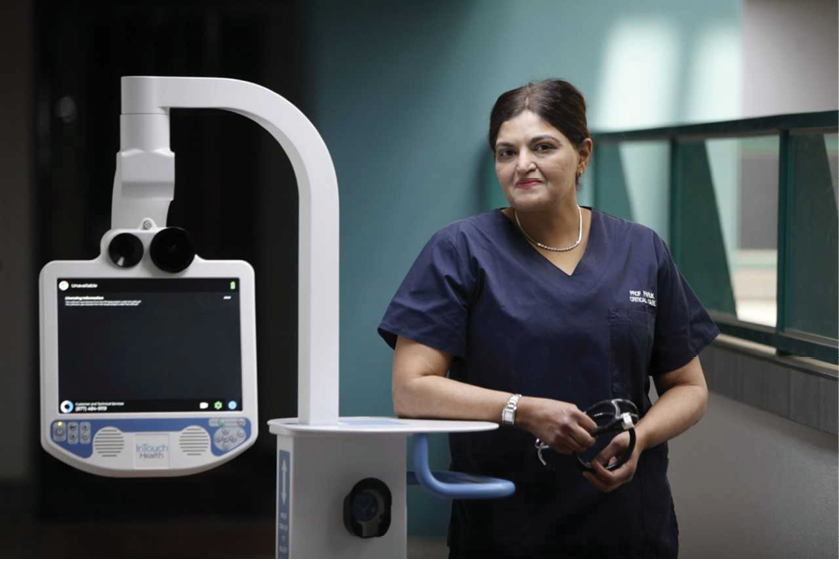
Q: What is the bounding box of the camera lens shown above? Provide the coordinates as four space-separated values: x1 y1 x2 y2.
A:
150 227 195 273
108 233 144 268
352 490 384 523
344 478 393 539
344 478 392 538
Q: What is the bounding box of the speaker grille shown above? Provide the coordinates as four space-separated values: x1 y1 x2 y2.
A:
93 427 125 458
179 426 210 456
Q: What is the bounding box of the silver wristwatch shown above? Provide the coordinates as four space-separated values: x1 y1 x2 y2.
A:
501 394 523 426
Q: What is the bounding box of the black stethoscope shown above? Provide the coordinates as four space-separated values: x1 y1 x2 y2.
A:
536 399 640 472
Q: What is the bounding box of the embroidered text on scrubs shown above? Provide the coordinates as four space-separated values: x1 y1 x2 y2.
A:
629 290 657 307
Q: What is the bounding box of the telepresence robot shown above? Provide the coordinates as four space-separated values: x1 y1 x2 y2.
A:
39 77 514 558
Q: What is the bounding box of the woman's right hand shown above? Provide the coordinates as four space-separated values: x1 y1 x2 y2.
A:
516 396 597 455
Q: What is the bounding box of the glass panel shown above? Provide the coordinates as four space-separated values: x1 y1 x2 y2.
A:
675 140 737 318
577 165 595 209
593 143 633 221
618 141 671 240
708 136 780 327
785 132 838 340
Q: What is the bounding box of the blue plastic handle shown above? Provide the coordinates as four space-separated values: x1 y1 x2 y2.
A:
407 433 515 500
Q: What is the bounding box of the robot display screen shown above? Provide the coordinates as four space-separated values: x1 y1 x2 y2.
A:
56 278 242 414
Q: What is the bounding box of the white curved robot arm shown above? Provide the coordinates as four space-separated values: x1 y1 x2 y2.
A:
113 76 339 426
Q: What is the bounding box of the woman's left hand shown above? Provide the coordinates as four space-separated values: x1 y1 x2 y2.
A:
582 431 644 493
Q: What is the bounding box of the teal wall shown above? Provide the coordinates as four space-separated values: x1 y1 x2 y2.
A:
296 0 742 536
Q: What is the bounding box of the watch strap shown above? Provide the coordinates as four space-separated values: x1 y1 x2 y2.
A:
501 393 522 426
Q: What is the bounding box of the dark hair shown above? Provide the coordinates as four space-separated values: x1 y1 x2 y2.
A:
488 79 590 153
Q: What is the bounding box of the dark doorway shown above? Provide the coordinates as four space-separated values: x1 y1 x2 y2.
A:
26 0 304 556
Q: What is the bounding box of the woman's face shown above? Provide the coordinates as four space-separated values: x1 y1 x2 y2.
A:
494 110 591 212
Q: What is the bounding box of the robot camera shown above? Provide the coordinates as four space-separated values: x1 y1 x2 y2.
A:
150 227 196 273
108 233 144 268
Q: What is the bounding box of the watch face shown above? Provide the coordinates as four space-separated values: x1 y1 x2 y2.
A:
502 408 514 425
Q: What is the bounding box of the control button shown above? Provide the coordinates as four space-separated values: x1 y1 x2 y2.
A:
68 422 79 445
209 418 220 427
222 418 237 427
237 418 246 427
80 422 91 443
213 429 228 451
212 427 246 453
52 422 67 442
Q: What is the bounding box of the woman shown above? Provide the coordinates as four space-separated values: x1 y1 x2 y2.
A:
378 79 718 558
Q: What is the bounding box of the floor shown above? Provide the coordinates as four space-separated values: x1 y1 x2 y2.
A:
1 482 449 558
407 536 448 558
2 516 448 558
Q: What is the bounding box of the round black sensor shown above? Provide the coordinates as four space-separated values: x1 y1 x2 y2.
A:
108 233 144 268
150 227 195 273
343 478 392 539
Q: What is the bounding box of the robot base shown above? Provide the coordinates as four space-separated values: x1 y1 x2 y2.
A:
269 417 499 559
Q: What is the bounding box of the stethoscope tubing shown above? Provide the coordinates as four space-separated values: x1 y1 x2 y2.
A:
535 398 640 472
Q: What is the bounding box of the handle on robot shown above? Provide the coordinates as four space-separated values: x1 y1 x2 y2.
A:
407 433 515 500
116 76 340 427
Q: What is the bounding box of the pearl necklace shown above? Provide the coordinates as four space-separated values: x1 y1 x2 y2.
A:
514 206 583 252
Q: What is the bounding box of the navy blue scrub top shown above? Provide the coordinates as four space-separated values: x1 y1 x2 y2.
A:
378 207 719 558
